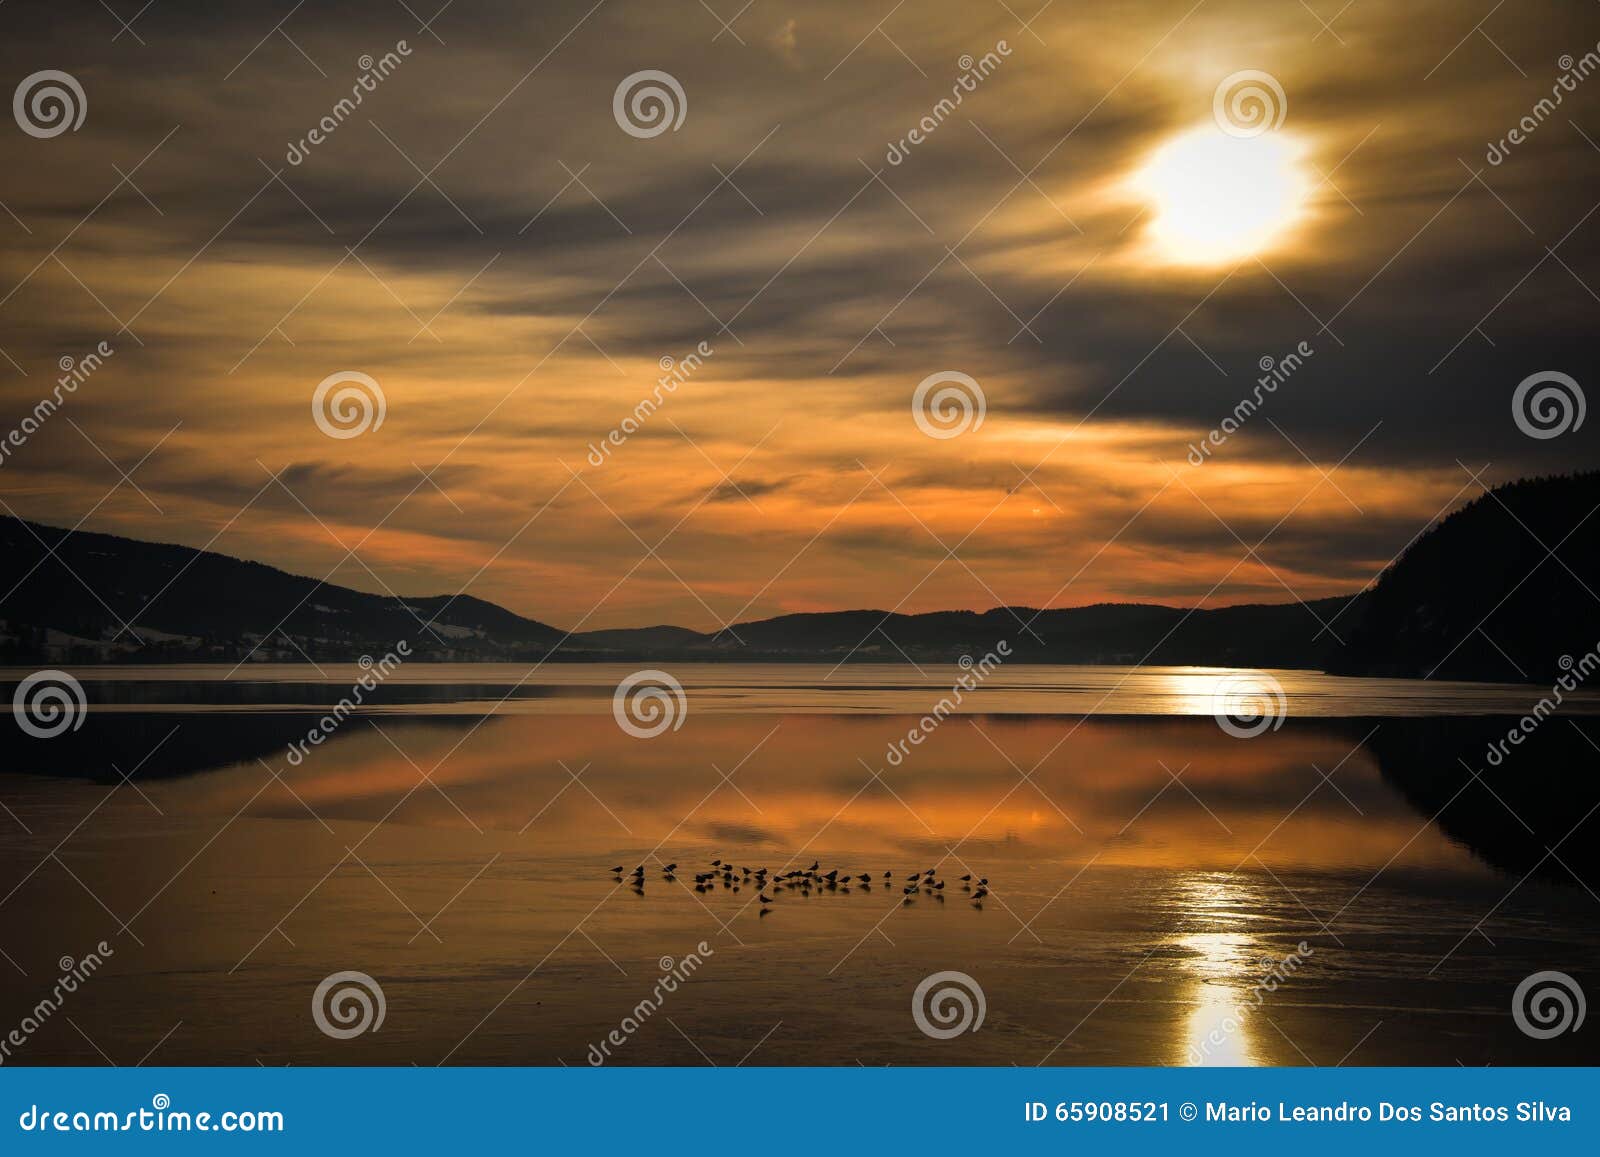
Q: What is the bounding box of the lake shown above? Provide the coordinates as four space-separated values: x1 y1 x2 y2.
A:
1 664 1597 1066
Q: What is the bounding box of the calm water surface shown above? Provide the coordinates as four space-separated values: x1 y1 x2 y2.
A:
40 661 1600 716
1 665 1596 1066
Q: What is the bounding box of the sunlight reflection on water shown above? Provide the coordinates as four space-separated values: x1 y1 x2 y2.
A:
21 663 1600 717
1174 877 1276 1067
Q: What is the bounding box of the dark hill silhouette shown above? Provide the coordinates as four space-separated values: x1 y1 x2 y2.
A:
1354 716 1600 883
1329 472 1600 681
679 602 1353 668
0 517 564 663
0 515 1348 667
2 471 1594 677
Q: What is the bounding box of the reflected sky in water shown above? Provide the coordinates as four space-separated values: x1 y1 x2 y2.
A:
2 665 1597 1067
145 713 1471 876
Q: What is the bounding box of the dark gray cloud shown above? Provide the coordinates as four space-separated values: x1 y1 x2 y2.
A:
1 0 1597 626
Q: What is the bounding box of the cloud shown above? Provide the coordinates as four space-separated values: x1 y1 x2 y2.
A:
768 18 800 67
0 0 1596 630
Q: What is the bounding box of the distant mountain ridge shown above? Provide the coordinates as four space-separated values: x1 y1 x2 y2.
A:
2 472 1595 679
0 515 1347 668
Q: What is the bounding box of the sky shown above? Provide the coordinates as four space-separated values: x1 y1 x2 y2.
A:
1 0 1597 631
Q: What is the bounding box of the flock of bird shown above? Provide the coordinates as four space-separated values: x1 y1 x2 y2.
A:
609 859 991 915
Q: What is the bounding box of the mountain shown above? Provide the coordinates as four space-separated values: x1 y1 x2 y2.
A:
650 602 1355 668
0 518 564 663
2 472 1593 677
1328 472 1600 681
0 515 1348 667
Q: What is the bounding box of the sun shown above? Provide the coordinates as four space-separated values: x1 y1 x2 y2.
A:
1133 126 1309 264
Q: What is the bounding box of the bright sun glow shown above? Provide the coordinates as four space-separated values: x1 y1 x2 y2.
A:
1134 126 1309 264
